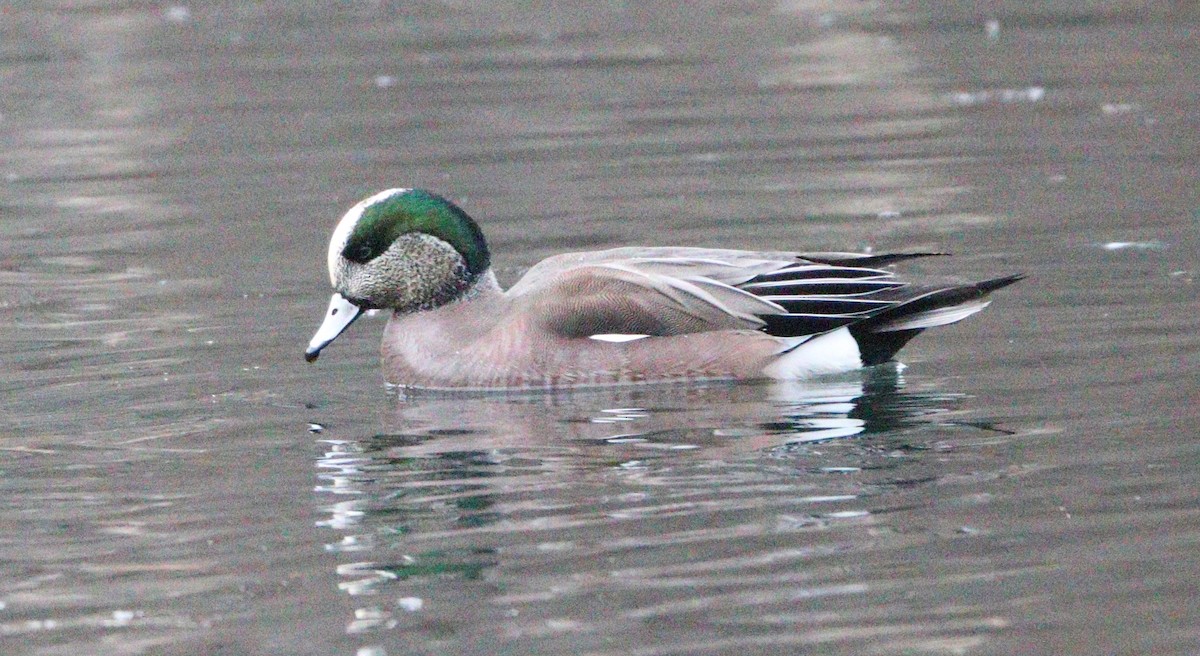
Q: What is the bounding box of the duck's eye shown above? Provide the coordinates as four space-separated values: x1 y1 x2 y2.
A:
343 243 376 263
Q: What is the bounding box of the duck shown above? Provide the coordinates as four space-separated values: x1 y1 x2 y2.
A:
305 188 1021 390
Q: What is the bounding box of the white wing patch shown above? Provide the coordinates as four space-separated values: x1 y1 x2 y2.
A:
589 334 651 343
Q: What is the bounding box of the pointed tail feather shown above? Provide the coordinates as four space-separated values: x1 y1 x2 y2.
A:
849 273 1024 365
974 273 1026 294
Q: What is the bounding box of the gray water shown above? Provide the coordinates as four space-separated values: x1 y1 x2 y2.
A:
2 2 1198 655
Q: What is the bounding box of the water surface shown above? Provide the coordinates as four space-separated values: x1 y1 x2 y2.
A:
2 2 1198 655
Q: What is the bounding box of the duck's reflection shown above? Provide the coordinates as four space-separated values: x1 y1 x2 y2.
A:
314 367 967 609
379 365 959 450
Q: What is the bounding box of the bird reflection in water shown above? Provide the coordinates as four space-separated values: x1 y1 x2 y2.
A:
313 366 981 605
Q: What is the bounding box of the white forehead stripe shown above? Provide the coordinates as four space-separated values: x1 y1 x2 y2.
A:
326 188 412 284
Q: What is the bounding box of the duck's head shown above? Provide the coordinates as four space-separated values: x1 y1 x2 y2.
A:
305 188 490 362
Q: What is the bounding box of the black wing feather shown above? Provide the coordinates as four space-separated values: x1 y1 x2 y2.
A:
737 256 1022 363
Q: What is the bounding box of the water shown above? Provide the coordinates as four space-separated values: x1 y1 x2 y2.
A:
2 2 1198 655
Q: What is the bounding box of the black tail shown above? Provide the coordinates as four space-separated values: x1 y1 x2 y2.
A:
848 273 1025 365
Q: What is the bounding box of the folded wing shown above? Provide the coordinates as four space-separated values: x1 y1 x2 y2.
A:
508 248 1021 363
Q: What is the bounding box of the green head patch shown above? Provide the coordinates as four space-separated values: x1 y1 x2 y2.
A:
342 189 490 276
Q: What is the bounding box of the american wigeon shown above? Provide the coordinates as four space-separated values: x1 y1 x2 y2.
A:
305 189 1021 390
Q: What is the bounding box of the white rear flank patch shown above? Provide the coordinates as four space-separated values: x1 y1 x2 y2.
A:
876 299 991 332
327 188 412 283
589 334 651 343
763 326 862 379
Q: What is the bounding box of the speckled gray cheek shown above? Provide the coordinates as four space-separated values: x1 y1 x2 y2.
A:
332 259 356 297
335 234 473 312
